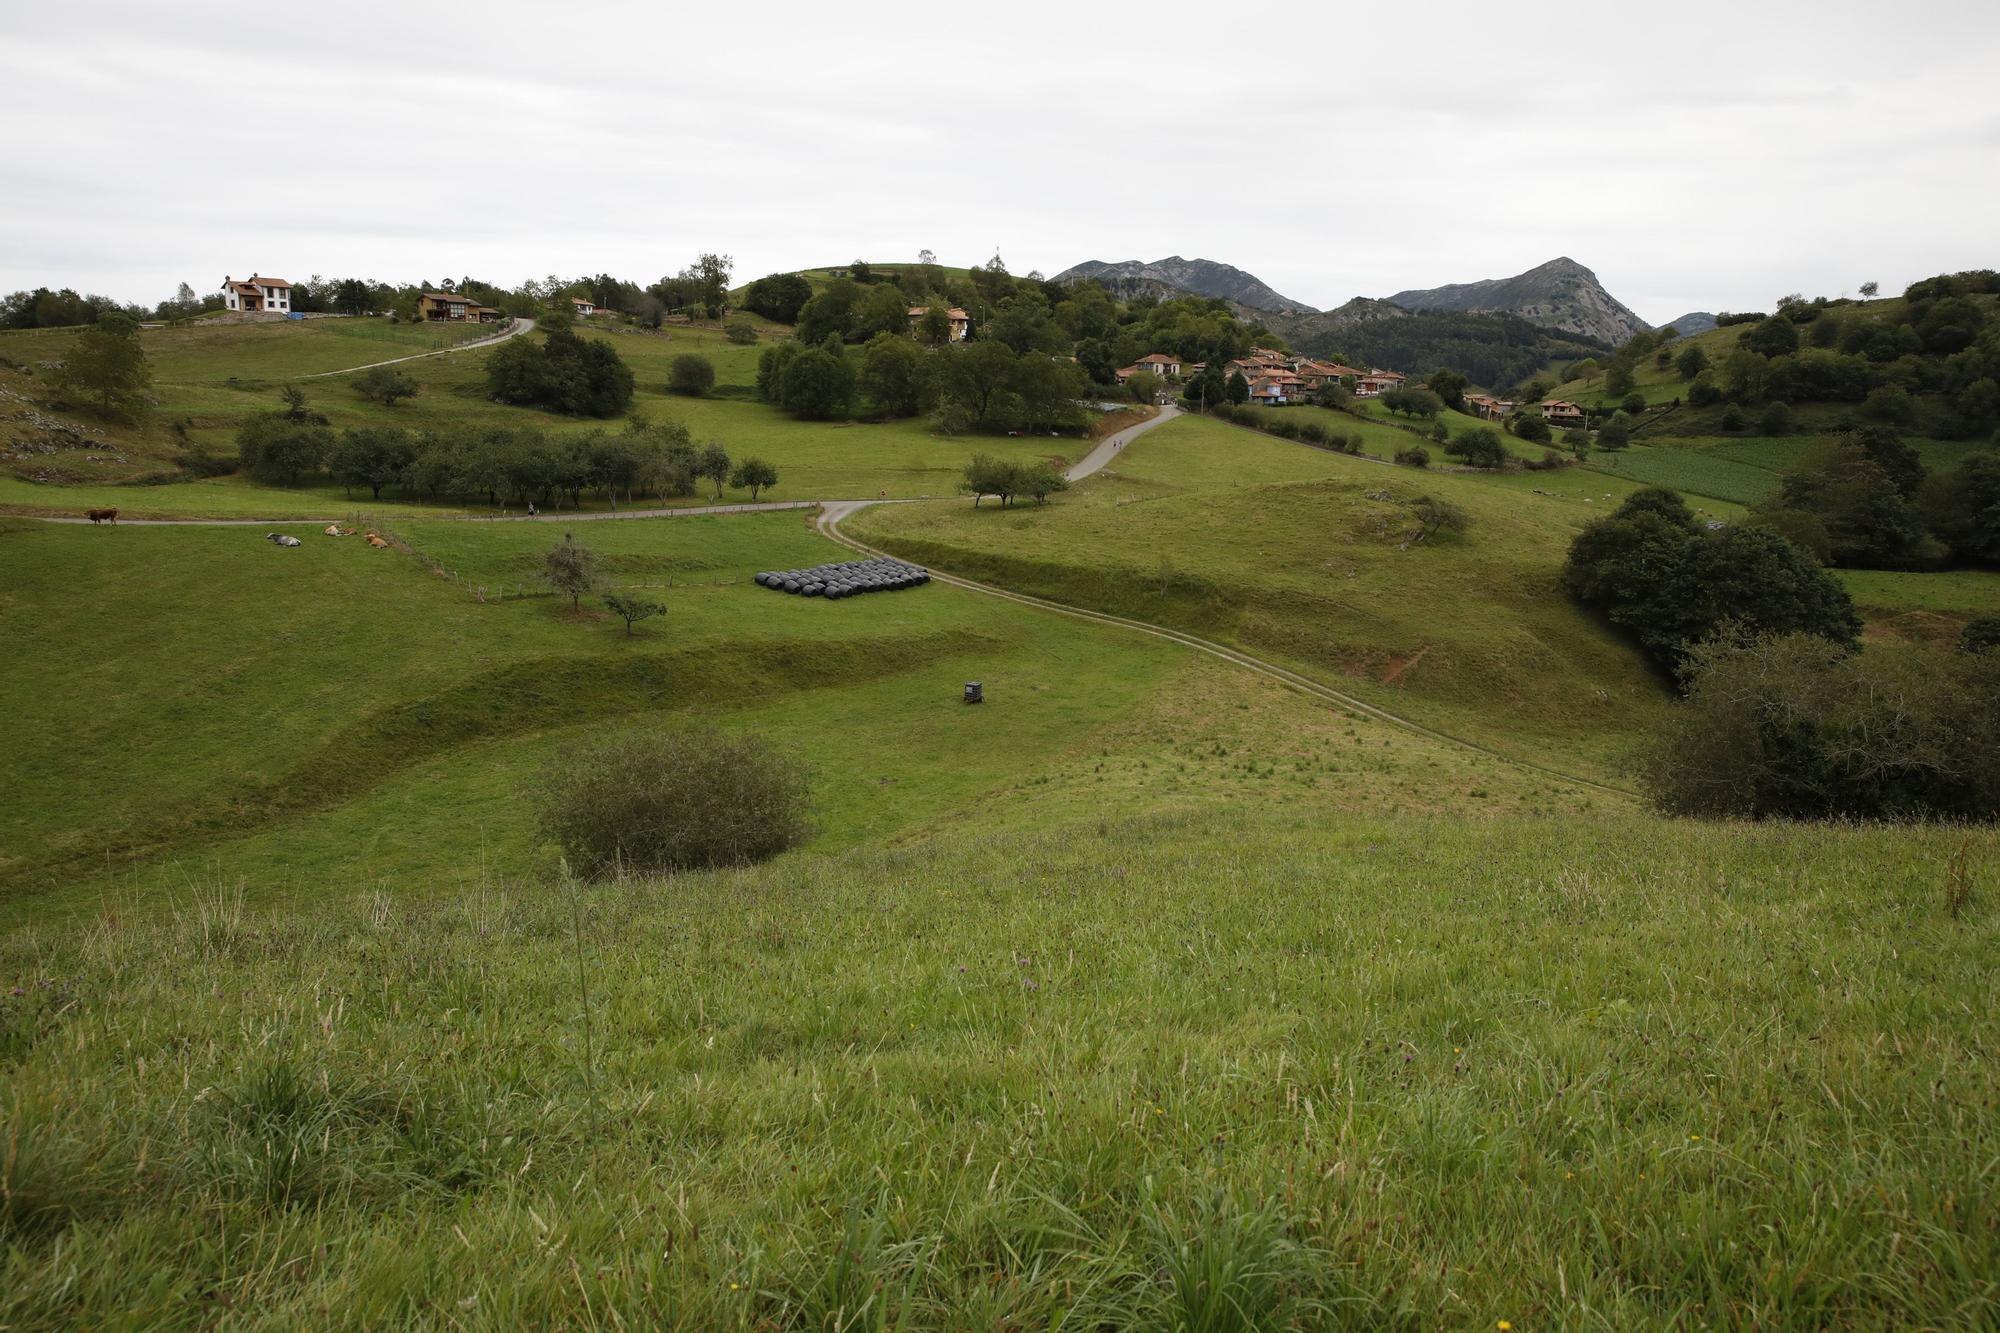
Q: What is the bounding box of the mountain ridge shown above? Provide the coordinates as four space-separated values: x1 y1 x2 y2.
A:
1387 257 1649 345
1051 256 1314 316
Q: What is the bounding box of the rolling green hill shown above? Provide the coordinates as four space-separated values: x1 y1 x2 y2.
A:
0 316 1086 514
5 274 1997 1330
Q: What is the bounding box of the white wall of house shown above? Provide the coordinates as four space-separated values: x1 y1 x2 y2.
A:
221 278 291 312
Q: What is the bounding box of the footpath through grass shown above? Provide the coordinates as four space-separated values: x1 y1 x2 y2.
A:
3 806 1992 1327
852 415 1674 780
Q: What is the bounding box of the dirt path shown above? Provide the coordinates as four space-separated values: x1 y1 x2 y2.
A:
300 317 536 378
813 499 1632 800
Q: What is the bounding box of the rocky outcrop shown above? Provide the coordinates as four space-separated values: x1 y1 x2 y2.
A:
1388 257 1649 345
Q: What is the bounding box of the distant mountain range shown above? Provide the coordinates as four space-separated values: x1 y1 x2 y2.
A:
1053 253 1681 386
1050 256 1315 317
1660 312 1717 334
1386 257 1649 346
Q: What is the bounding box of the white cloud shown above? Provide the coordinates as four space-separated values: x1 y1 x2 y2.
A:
2 0 1995 323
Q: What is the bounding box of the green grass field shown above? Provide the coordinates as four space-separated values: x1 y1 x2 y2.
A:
0 318 1088 510
4 805 1992 1327
3 505 1587 922
851 415 1672 780
6 308 1999 1327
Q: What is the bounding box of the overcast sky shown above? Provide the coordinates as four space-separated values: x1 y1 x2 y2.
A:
4 1 1996 324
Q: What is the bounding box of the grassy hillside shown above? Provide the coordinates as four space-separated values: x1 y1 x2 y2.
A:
7 293 1998 1328
4 805 1991 1327
0 317 1085 514
850 415 1674 779
1 510 1590 921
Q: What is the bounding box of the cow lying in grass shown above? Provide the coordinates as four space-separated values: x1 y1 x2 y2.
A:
365 531 390 548
86 507 119 524
324 524 356 537
266 532 302 548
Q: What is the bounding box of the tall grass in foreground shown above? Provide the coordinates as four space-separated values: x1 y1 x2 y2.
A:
2 807 1994 1327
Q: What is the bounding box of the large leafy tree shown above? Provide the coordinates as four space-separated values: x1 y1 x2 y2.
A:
1565 487 1860 672
935 341 1018 427
328 427 414 499
486 325 633 417
1921 451 2000 566
742 273 812 324
49 311 150 418
857 333 928 418
1766 441 1932 567
777 343 853 420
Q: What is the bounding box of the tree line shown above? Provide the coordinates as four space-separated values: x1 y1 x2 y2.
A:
232 389 775 508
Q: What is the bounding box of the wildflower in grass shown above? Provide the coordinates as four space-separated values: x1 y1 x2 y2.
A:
1498 1322 1513 1330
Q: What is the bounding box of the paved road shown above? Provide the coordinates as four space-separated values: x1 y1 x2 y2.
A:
20 410 1182 526
1064 403 1181 482
300 317 536 378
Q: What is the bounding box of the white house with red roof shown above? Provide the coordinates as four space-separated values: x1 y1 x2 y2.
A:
1352 369 1407 398
220 274 291 313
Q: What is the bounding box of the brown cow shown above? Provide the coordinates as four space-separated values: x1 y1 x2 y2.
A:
86 507 119 524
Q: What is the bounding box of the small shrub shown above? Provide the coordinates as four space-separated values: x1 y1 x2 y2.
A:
1444 426 1508 468
667 354 716 396
1512 413 1551 444
175 442 235 477
1395 444 1430 468
723 320 758 344
1622 392 1647 415
1718 404 1747 432
1296 421 1327 445
531 725 813 877
353 365 418 406
1641 633 2000 820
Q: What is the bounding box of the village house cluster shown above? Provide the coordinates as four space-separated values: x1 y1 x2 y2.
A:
1113 346 1409 406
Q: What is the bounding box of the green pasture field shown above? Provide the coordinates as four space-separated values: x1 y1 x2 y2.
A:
0 318 1089 511
3 804 1992 1327
851 415 1672 779
2 509 1583 922
1841 566 2000 616
1583 443 1785 506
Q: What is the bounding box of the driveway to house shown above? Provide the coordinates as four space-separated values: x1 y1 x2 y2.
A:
302 317 536 378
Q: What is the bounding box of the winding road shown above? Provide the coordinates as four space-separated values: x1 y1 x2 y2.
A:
300 317 536 378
